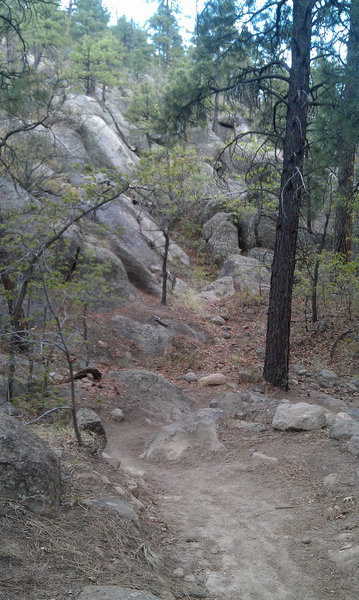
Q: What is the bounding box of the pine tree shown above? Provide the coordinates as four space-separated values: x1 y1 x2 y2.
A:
333 0 359 260
70 31 123 97
134 146 204 304
24 0 68 69
71 0 110 40
127 81 160 146
263 0 313 388
0 0 30 82
194 0 241 132
148 0 183 67
112 16 153 77
70 35 97 95
92 33 124 101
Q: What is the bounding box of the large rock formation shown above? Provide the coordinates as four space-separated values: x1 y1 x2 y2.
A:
219 254 271 295
0 83 284 311
95 196 161 268
0 89 285 315
110 316 169 356
0 413 61 515
255 214 277 249
110 314 206 357
199 276 235 301
82 237 139 308
62 94 138 173
105 370 193 423
109 239 161 297
202 212 240 265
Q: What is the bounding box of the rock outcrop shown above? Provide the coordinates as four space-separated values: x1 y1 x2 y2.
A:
219 254 271 295
199 276 235 301
77 408 106 438
0 89 283 313
202 213 240 265
210 391 277 418
95 196 161 269
111 316 169 356
0 413 61 515
82 238 139 308
255 214 277 249
110 314 206 357
106 370 193 423
62 94 138 173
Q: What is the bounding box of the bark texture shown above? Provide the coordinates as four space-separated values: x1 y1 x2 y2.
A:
333 0 359 260
263 0 313 388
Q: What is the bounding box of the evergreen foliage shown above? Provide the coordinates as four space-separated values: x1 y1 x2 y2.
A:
70 32 123 98
71 0 110 39
2 0 359 398
134 145 204 303
112 16 153 75
25 0 68 69
148 0 183 67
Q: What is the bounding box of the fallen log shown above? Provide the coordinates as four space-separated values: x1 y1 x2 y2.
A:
74 367 102 381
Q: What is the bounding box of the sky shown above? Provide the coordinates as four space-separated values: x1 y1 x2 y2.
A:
103 0 205 35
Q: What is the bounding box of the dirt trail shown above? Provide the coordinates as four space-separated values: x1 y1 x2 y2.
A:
105 403 359 600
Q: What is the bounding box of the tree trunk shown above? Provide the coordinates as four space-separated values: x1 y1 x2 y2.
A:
333 1 359 260
66 0 74 36
312 206 331 323
161 231 170 305
33 48 43 70
334 152 355 259
212 92 219 134
86 76 96 96
263 0 313 389
0 245 29 350
102 83 107 103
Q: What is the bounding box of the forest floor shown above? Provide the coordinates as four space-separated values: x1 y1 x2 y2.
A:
2 285 359 600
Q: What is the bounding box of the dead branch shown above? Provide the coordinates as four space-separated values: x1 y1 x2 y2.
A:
330 330 354 361
73 367 102 381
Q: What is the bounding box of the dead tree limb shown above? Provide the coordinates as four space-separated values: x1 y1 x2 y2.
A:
74 367 102 381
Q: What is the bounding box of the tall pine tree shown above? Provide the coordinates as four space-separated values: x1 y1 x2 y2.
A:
148 0 183 67
333 0 359 260
71 0 109 40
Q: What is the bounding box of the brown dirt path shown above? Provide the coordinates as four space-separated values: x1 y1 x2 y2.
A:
105 394 359 600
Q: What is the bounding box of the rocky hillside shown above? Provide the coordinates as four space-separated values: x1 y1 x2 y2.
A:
1 89 278 325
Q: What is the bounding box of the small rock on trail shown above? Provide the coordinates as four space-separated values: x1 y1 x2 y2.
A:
272 401 327 431
198 373 226 386
329 412 359 440
142 408 224 461
77 587 162 600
